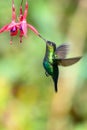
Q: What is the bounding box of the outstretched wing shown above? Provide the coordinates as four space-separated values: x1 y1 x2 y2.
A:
55 44 69 59
55 57 82 66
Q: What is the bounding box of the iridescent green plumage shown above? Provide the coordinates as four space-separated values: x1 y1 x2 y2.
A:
43 40 82 92
43 42 56 75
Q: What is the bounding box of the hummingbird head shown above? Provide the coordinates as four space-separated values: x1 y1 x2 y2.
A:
46 41 56 51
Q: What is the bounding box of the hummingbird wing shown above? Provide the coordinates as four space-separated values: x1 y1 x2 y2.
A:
55 44 69 59
55 57 82 66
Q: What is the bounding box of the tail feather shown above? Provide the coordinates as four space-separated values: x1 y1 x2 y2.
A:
52 65 59 92
54 80 58 92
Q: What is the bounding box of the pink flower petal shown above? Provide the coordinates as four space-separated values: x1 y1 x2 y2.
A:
23 1 28 19
0 25 9 33
27 24 39 35
21 20 27 36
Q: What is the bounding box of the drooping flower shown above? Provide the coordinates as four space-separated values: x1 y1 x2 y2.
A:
0 0 42 44
18 0 40 43
0 0 19 44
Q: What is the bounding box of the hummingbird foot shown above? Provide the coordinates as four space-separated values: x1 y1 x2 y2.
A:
45 72 49 77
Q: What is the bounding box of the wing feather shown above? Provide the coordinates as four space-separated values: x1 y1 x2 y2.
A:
55 44 69 59
55 57 82 66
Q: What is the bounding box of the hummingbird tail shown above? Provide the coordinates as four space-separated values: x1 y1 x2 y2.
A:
54 81 58 92
52 65 59 93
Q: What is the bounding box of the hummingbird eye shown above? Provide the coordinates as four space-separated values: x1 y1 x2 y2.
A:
47 41 55 47
50 42 53 46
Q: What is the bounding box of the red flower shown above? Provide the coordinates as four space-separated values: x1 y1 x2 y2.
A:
19 0 40 43
0 0 19 44
0 0 41 44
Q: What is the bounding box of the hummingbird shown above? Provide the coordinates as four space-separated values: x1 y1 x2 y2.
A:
40 38 82 92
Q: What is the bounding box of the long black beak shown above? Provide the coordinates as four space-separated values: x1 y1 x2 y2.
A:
39 34 47 43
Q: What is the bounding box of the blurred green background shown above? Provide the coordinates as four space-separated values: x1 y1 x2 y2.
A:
0 0 87 130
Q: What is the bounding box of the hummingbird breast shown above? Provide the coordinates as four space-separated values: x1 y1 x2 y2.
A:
43 44 55 76
43 60 53 75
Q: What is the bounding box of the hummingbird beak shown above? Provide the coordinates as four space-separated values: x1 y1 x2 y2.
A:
39 34 47 43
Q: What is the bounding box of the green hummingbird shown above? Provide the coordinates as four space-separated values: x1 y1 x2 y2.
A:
42 40 82 92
